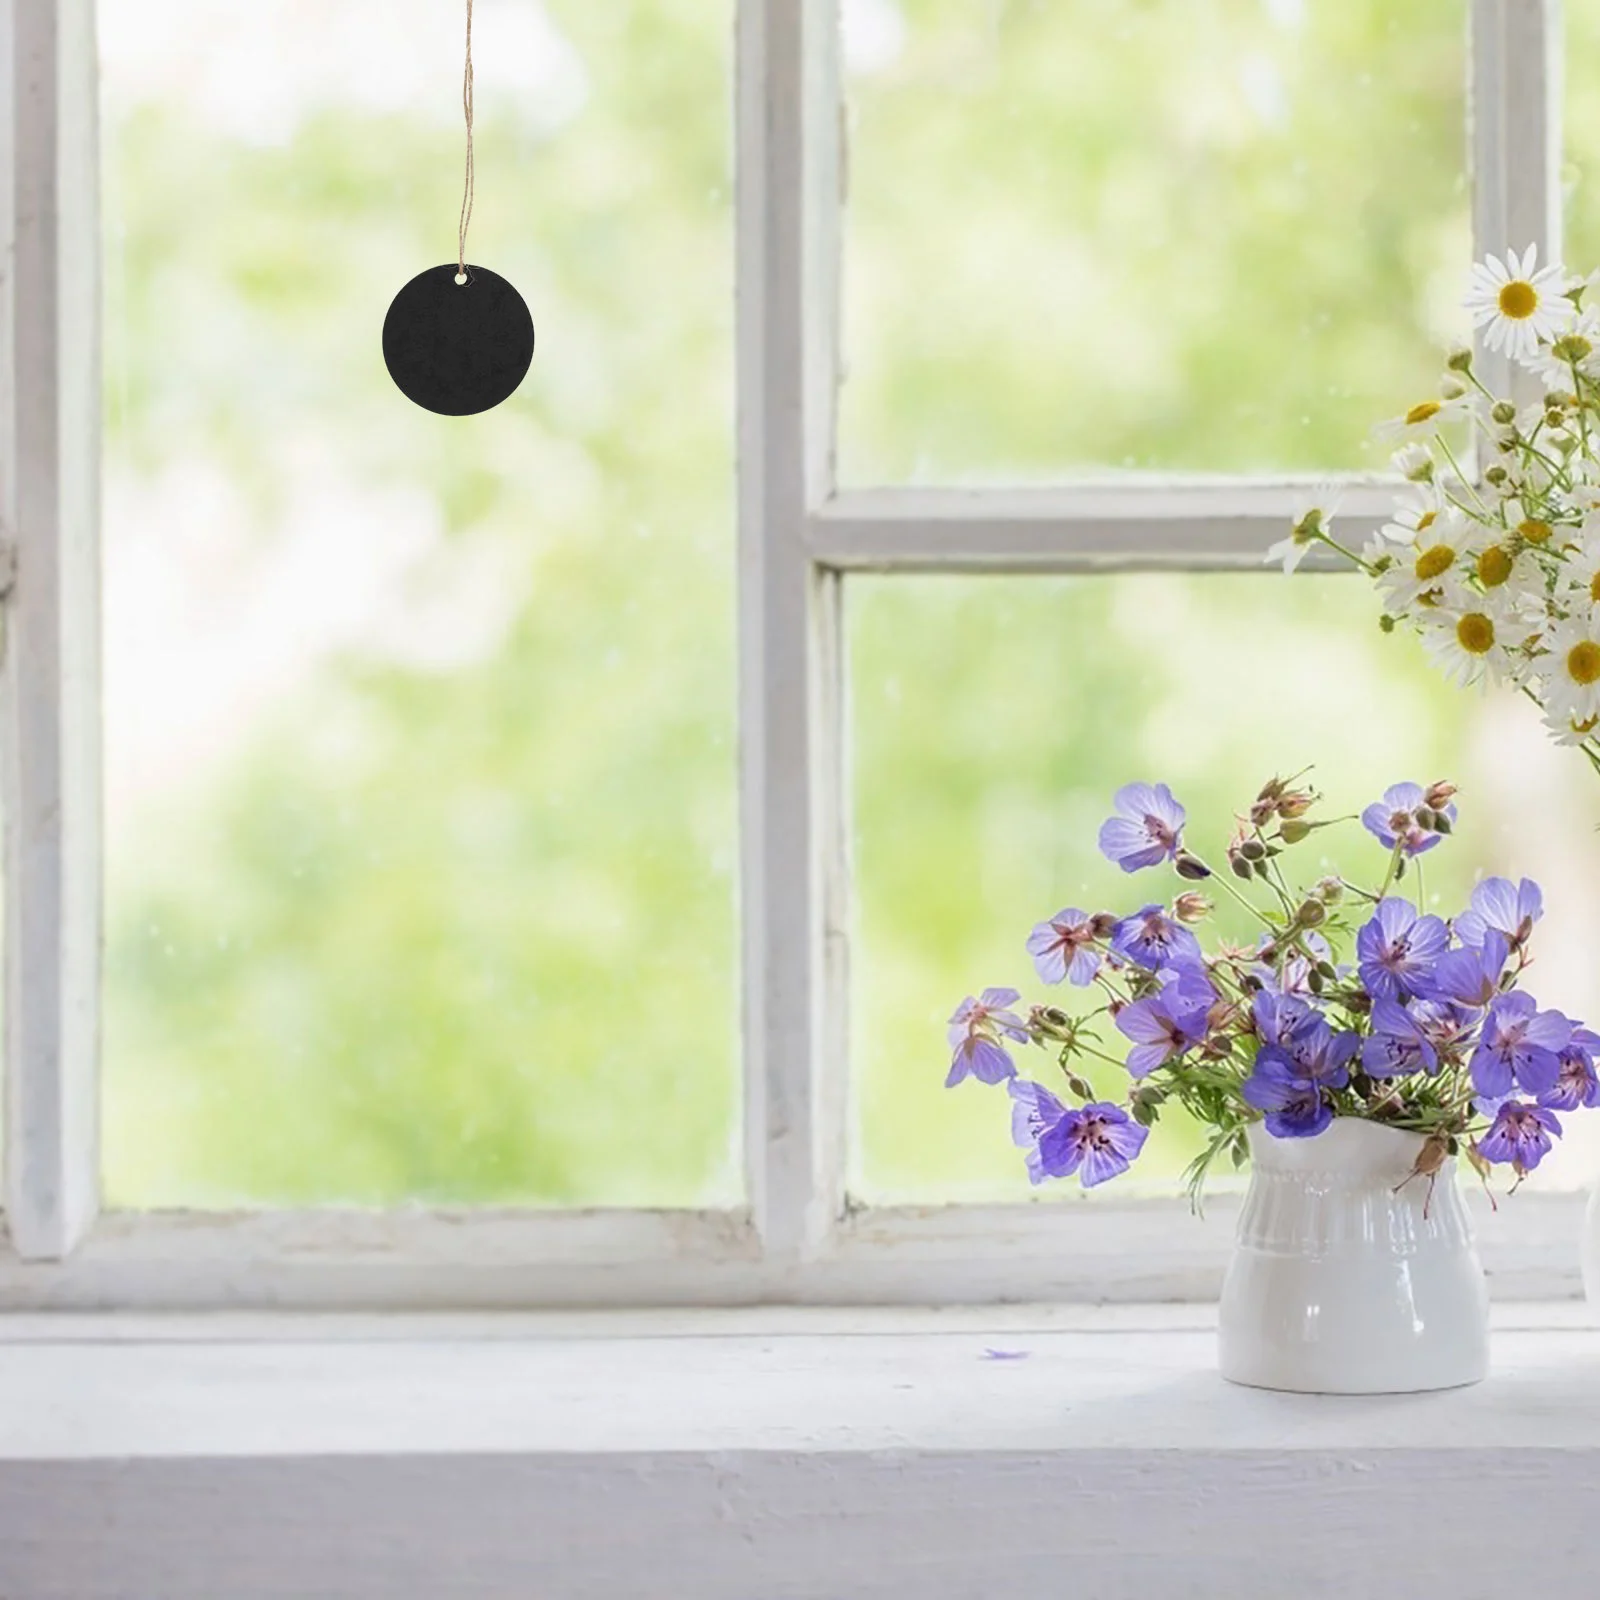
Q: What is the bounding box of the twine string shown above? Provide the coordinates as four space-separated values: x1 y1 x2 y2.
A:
456 0 475 282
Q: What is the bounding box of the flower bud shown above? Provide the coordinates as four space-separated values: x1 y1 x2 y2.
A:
1295 899 1327 929
1313 875 1344 905
1446 343 1474 372
1279 818 1312 844
1029 1004 1072 1043
1173 891 1212 924
1065 1073 1094 1102
1485 464 1509 486
1090 911 1119 939
1238 838 1267 862
1230 854 1254 881
1174 850 1212 881
1414 806 1439 831
1423 780 1457 808
1277 789 1315 819
1492 400 1518 424
1379 613 1397 634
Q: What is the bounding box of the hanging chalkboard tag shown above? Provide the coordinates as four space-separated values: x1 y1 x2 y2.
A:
384 264 534 416
383 0 534 415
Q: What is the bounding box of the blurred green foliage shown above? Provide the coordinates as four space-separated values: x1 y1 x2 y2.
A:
101 0 1600 1209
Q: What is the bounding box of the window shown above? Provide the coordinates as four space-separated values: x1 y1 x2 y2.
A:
0 0 1583 1306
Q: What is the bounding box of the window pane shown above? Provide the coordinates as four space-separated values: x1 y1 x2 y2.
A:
850 574 1600 1201
840 0 1470 483
1565 4 1600 267
100 0 737 1206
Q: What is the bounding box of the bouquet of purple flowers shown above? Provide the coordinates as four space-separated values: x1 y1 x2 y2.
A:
946 775 1600 1201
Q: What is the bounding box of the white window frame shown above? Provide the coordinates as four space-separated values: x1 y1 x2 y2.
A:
0 0 1582 1310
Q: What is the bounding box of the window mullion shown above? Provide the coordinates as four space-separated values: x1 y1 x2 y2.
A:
1 0 102 1260
1472 0 1562 403
737 0 847 1270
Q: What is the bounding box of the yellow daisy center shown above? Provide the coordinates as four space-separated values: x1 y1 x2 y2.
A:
1573 714 1600 736
1590 570 1600 603
1456 613 1496 654
1567 640 1600 686
1498 279 1538 319
1477 545 1514 587
1415 510 1437 532
1405 401 1442 426
1553 333 1593 363
1518 519 1553 545
1414 544 1455 580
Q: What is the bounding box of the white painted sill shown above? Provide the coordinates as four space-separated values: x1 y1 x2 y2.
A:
1 1305 1598 1600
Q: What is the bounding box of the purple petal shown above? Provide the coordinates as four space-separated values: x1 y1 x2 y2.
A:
1115 782 1186 831
1026 923 1069 986
1008 1078 1066 1147
949 1035 1016 1086
1097 818 1168 873
1078 1143 1132 1187
1124 1041 1171 1078
1469 1042 1515 1099
1066 946 1102 986
980 987 1022 1009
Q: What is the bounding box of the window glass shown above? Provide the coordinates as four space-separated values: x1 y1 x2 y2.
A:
840 0 1471 483
99 0 738 1206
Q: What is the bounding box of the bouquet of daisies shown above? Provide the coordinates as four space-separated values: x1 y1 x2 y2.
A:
1272 245 1600 770
945 776 1598 1200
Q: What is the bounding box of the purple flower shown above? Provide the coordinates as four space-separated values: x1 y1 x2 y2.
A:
1467 990 1571 1099
1540 1027 1600 1112
1282 1020 1359 1088
1026 908 1102 987
1115 971 1213 1078
1036 1100 1150 1187
1355 897 1449 1001
1410 998 1479 1057
1454 876 1543 952
1360 998 1440 1078
945 988 1028 1088
1361 781 1456 857
1111 904 1201 971
1241 1046 1333 1139
1477 1100 1562 1175
1417 930 1510 1009
1251 989 1323 1050
1098 783 1187 873
1008 1078 1069 1186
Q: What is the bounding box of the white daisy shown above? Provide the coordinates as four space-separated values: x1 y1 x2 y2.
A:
1417 590 1519 687
1378 485 1445 546
1543 700 1600 747
1522 308 1600 391
1265 485 1343 574
1375 394 1472 446
1541 610 1600 729
1377 509 1477 613
1464 244 1572 362
1556 525 1600 608
1388 442 1435 483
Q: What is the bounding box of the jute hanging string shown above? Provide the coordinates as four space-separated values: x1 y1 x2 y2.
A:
382 0 534 416
456 0 474 283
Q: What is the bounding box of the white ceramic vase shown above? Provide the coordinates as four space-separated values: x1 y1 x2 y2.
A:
1219 1117 1490 1394
1583 1181 1600 1310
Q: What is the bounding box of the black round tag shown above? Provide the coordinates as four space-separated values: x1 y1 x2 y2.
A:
382 263 535 416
